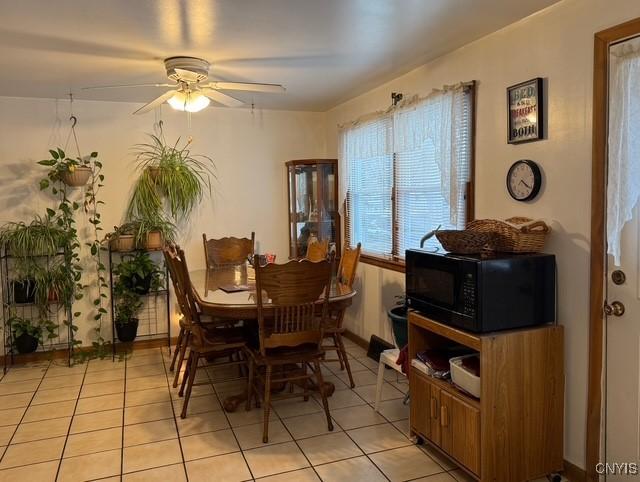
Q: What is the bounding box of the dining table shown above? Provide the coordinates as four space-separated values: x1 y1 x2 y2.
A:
188 264 357 411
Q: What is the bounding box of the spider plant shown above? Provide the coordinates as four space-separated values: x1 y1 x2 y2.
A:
127 133 215 221
133 214 177 247
0 215 69 259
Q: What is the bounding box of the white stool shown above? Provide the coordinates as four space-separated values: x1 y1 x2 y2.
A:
374 348 406 412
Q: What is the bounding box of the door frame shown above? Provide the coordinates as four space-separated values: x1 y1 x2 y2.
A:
587 16 640 482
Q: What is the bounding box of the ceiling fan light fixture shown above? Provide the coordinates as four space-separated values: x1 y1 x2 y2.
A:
167 91 210 113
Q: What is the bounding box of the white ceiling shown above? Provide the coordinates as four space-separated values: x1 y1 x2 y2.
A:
1 0 560 111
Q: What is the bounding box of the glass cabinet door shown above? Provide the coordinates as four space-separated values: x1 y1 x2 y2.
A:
287 160 340 259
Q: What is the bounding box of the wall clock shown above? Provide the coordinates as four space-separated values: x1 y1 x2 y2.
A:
506 159 542 201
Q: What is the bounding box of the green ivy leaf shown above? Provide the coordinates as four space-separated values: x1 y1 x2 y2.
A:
38 159 56 166
39 179 49 190
90 152 98 158
49 149 59 159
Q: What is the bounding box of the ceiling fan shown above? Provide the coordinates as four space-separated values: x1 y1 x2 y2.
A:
83 56 286 114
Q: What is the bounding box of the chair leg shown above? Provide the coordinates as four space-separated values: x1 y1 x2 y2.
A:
374 358 385 412
262 365 272 443
303 362 309 401
178 348 192 397
313 359 333 432
334 334 345 370
181 351 200 419
173 331 190 388
169 327 184 372
245 356 254 412
336 334 355 388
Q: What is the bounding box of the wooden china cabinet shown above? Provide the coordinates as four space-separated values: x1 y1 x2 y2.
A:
286 159 340 260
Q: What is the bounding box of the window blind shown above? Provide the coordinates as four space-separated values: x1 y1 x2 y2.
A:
343 116 393 256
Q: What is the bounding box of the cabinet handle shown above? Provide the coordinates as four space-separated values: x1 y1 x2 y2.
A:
430 397 438 420
441 405 449 427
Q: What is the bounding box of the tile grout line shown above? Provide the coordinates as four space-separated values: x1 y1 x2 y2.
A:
0 359 53 470
205 355 256 481
120 351 129 481
53 359 90 481
159 346 190 481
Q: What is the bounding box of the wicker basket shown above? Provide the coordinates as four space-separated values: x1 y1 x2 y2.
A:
466 217 550 253
435 230 495 254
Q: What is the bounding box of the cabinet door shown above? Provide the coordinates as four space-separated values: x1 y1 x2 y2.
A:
409 371 431 440
440 391 481 476
409 373 442 446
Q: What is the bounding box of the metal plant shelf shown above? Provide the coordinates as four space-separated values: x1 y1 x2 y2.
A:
108 246 171 358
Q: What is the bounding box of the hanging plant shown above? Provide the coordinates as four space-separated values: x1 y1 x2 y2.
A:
38 145 108 356
127 133 215 222
82 154 110 356
38 148 93 188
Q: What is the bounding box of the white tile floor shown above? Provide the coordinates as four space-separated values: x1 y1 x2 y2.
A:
0 340 548 481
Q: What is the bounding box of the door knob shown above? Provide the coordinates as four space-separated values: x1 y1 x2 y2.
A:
604 301 625 317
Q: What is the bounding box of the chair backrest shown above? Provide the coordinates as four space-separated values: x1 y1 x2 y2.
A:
203 232 255 267
306 239 329 262
164 245 207 346
254 258 333 354
337 242 361 288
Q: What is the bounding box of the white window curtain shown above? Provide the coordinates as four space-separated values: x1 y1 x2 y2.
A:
394 87 472 254
340 115 393 256
608 46 640 266
339 83 473 258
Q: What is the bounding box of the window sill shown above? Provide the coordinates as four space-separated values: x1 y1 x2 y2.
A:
360 254 405 273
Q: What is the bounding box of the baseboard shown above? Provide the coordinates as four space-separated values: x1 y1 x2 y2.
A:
2 336 177 366
563 459 586 481
343 329 369 350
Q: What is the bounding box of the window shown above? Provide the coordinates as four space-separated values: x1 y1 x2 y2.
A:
340 83 475 266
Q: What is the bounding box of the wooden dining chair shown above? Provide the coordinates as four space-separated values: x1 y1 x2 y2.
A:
165 246 246 418
321 243 361 388
245 258 334 443
305 239 329 262
203 232 255 267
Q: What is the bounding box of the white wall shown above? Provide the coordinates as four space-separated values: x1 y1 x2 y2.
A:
325 0 640 469
0 96 325 347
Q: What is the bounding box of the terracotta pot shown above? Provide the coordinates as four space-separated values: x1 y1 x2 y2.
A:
62 166 92 187
144 231 164 250
110 234 135 252
147 166 161 182
48 288 59 304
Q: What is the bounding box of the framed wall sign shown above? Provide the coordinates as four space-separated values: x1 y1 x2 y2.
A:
507 77 544 144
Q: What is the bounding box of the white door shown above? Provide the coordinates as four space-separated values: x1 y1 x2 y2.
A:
605 37 640 480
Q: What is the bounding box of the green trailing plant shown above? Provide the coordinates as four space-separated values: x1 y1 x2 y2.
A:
7 313 57 351
38 147 106 354
127 134 215 222
38 150 91 186
82 153 110 356
113 251 164 295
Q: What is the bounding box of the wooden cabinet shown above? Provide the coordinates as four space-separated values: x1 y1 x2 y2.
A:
408 312 564 481
286 159 340 259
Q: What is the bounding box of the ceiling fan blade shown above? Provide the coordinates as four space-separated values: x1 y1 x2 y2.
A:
174 68 200 83
201 88 244 108
133 90 177 115
206 81 286 93
83 82 176 91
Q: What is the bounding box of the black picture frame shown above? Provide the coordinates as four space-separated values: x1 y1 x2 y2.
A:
507 77 544 144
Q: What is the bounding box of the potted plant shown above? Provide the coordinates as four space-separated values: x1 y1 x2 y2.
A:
114 291 143 342
107 222 139 252
38 148 96 187
8 315 42 354
134 214 176 250
0 216 70 305
387 294 408 348
127 133 215 221
114 251 164 295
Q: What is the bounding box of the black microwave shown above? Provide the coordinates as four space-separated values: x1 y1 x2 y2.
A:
406 250 556 333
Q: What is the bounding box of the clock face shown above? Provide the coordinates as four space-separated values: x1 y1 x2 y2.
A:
507 160 541 201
